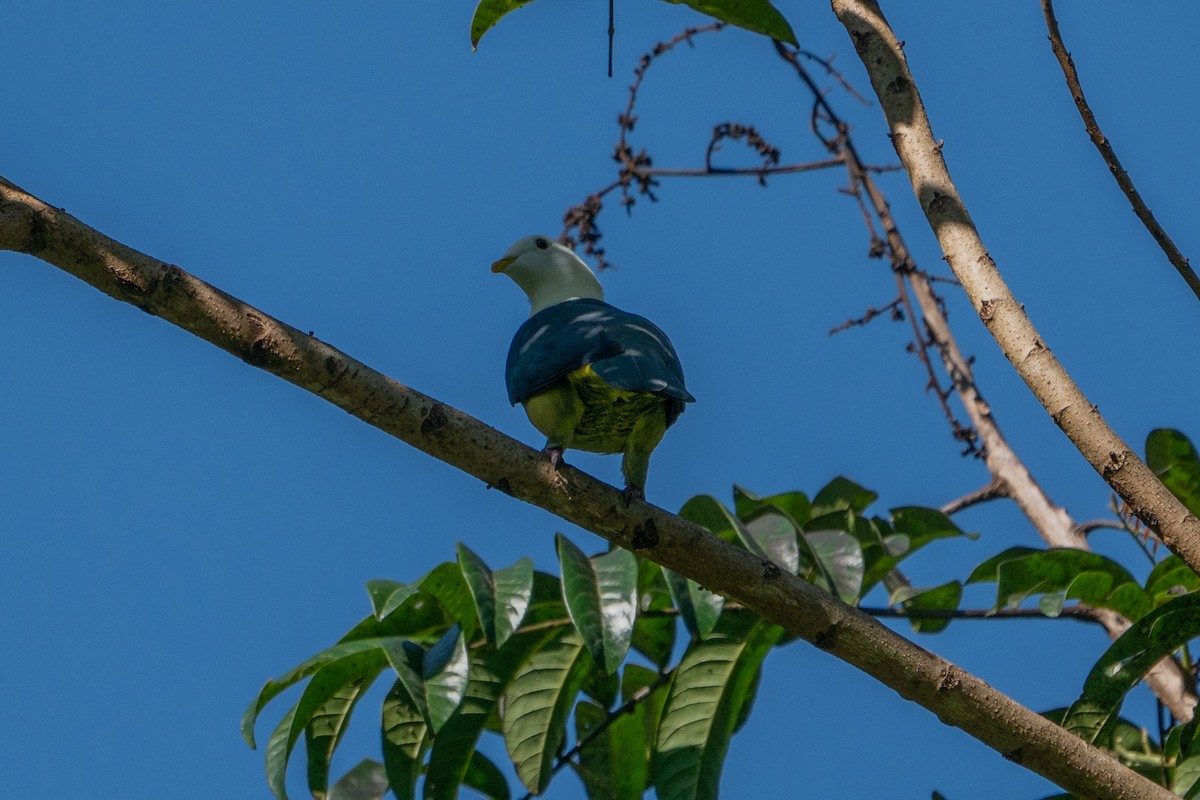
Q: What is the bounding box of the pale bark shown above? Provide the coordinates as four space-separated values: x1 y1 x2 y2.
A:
830 0 1200 580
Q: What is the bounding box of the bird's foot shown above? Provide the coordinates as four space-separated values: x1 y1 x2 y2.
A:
622 485 646 506
541 446 565 469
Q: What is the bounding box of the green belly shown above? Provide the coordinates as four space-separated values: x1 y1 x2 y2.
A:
523 366 665 454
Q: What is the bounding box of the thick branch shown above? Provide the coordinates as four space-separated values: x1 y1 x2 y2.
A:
831 0 1200 579
1041 0 1200 303
0 175 1171 799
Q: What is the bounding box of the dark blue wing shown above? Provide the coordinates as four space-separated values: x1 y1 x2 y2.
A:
505 299 694 421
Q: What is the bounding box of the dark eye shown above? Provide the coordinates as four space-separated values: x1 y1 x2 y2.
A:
535 238 549 250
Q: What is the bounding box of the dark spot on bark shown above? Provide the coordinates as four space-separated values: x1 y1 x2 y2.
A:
813 625 838 651
761 560 780 579
886 75 910 96
421 403 450 436
979 299 996 322
1003 747 1024 764
489 478 514 496
631 517 659 550
937 667 961 692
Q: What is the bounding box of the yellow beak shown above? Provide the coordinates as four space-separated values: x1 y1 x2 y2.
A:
491 256 515 274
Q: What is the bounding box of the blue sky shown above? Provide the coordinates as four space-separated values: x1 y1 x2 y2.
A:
4 2 1199 798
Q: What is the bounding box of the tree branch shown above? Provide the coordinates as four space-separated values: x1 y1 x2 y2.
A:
831 0 1200 581
1040 0 1200 303
0 174 1172 799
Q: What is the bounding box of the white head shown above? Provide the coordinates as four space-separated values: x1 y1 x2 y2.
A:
491 235 604 315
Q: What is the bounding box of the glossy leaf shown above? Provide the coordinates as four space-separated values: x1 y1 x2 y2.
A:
457 544 533 649
502 627 594 794
557 535 638 674
1146 555 1200 605
424 634 551 800
470 0 537 49
420 562 479 641
678 494 741 543
423 625 471 733
366 579 419 621
968 547 1151 621
803 528 864 604
658 0 797 46
244 638 406 749
632 558 676 669
1177 755 1200 799
761 490 812 527
1063 593 1200 742
890 506 974 545
574 699 648 800
653 613 783 800
264 706 299 800
307 673 382 798
328 759 389 800
623 664 670 761
663 566 724 640
1146 428 1200 516
740 510 800 574
461 751 512 800
811 476 878 516
381 680 431 800
892 581 962 634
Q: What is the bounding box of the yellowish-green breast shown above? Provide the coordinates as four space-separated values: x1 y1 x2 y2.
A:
523 365 666 454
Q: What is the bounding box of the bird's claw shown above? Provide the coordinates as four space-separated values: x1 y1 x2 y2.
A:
622 486 645 506
541 446 564 469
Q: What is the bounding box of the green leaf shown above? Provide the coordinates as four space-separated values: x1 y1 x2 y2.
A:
264 706 299 800
425 635 549 800
381 680 431 800
243 638 408 749
678 495 741 543
968 547 1151 621
892 581 962 634
811 476 878 516
761 490 812 527
503 627 594 794
1062 593 1200 743
1177 755 1200 799
663 566 724 640
420 562 479 641
457 544 534 649
740 510 800 574
632 558 676 669
557 535 638 674
328 759 389 800
1146 556 1200 605
306 672 383 799
423 625 471 733
573 699 649 800
890 506 975 545
470 0 538 49
802 528 864 604
653 613 783 800
622 664 670 760
658 0 797 46
461 751 512 800
1146 429 1200 517
366 579 419 621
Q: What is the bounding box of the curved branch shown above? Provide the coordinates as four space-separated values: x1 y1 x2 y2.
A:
831 0 1200 578
0 174 1171 800
1041 0 1200 303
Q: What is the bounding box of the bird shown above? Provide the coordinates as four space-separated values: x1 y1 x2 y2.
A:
492 234 694 502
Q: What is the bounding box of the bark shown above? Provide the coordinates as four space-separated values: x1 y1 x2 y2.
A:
830 0 1200 578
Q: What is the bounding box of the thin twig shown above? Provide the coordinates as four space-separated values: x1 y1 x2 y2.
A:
863 605 1102 623
941 479 1008 516
1041 0 1200 303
